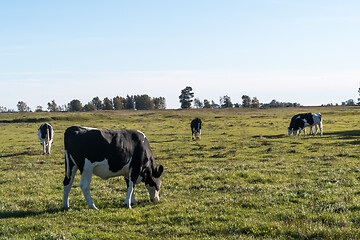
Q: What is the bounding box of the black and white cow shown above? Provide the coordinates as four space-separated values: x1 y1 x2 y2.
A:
38 123 54 154
62 126 164 209
288 113 323 136
191 118 202 139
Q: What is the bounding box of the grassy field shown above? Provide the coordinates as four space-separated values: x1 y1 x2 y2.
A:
1 106 360 239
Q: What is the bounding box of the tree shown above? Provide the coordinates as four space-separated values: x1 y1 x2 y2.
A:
68 99 82 112
92 97 102 110
153 97 166 110
47 100 59 112
113 96 125 110
134 94 154 110
211 100 219 108
124 95 135 110
250 97 260 108
83 102 96 111
179 86 194 109
17 101 30 112
203 99 211 108
220 95 233 108
194 98 203 108
103 97 113 110
342 99 355 106
242 95 251 108
0 106 7 112
35 106 44 112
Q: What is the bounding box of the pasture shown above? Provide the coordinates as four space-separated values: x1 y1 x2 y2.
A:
0 106 360 239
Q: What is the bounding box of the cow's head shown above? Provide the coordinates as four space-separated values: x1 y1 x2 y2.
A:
287 127 293 135
145 165 164 202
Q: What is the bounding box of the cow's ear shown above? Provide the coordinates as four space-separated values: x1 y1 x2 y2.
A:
154 165 163 178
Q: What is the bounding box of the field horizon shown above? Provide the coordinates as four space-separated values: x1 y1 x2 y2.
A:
1 106 360 239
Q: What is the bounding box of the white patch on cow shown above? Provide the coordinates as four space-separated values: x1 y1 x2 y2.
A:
137 130 146 139
81 126 98 130
137 130 147 143
80 159 97 209
92 158 132 180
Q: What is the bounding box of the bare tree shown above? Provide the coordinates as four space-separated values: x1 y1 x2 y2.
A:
17 101 30 112
47 100 59 112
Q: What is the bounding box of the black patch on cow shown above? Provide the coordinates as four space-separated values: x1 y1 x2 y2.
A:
289 113 315 131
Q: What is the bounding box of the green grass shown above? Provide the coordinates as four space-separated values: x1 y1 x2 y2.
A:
1 107 360 239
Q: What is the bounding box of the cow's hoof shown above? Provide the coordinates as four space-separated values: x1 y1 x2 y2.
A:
123 203 132 209
88 204 98 210
62 206 69 211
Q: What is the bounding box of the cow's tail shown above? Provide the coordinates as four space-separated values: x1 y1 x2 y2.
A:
46 127 50 145
65 149 70 179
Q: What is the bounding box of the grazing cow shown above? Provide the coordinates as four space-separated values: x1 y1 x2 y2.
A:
288 113 323 136
191 118 202 139
38 123 54 154
62 126 164 209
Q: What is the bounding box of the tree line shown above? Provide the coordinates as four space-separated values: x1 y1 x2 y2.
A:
7 85 355 113
179 86 300 109
12 95 166 112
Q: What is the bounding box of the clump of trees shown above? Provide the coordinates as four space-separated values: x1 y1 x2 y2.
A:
261 100 300 108
64 94 166 112
179 86 262 109
4 94 166 113
178 86 303 109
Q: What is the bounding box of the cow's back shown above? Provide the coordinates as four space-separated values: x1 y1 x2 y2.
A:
191 118 201 129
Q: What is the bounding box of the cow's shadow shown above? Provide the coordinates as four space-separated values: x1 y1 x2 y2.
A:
0 208 63 219
252 134 287 139
0 150 38 158
326 130 360 139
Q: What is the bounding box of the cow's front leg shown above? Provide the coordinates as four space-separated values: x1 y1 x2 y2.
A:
124 179 135 209
79 161 97 209
303 128 306 136
309 126 313 135
297 128 302 136
124 178 137 207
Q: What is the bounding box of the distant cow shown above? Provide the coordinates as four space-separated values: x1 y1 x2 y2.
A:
191 118 202 139
63 126 164 209
38 123 54 154
288 113 323 136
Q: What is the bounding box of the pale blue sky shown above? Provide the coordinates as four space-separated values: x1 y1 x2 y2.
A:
1 1 359 110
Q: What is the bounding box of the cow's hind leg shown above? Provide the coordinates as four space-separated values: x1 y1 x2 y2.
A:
47 139 53 154
319 122 323 136
63 165 78 210
41 139 46 154
313 125 319 136
79 159 97 209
